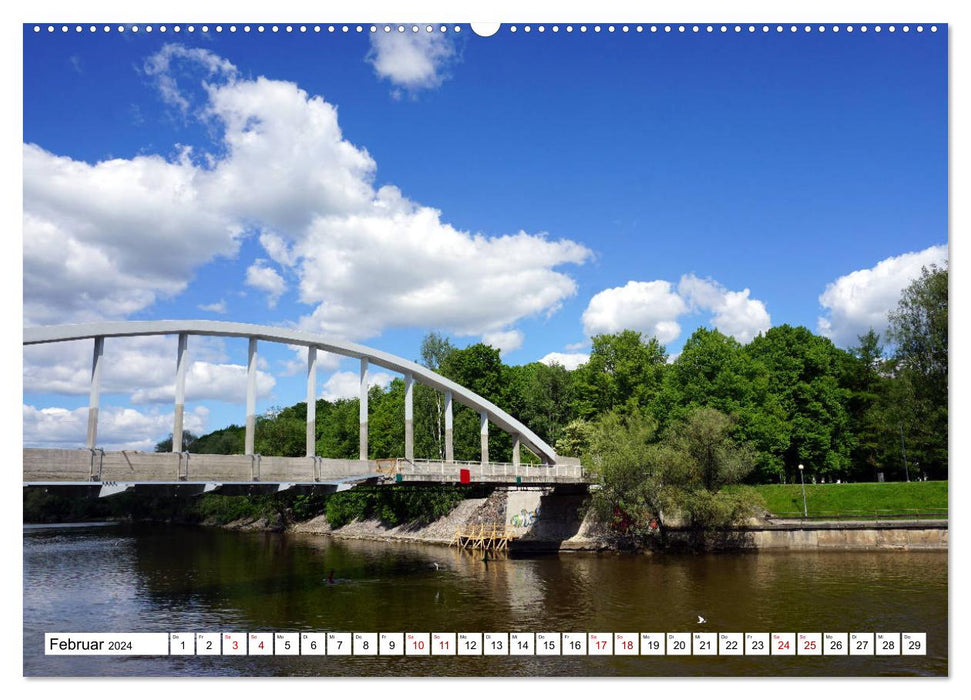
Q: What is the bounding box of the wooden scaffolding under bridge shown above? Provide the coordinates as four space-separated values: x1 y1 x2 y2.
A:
450 523 512 551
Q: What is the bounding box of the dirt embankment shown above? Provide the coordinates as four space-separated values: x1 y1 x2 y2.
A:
291 489 611 551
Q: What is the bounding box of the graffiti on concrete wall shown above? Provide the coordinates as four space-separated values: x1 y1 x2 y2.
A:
510 506 541 528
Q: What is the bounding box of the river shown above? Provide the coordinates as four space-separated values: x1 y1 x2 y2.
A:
23 522 947 677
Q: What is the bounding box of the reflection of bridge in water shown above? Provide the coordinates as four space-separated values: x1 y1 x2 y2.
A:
23 321 587 498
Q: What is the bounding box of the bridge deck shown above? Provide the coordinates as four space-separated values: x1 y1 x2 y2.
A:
23 448 589 493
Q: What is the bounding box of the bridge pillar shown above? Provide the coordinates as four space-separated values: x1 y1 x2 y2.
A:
359 358 369 460
404 372 414 461
245 337 257 455
86 336 104 450
513 436 521 467
306 346 317 458
444 390 454 463
172 332 188 452
480 411 489 465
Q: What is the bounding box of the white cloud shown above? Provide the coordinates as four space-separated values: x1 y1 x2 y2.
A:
245 260 287 307
24 46 590 344
678 274 771 343
539 352 589 371
366 31 457 94
581 275 772 346
482 329 524 355
582 281 687 344
143 43 237 115
198 300 227 313
23 336 274 405
23 146 241 325
23 404 209 451
320 370 394 402
817 245 947 347
130 361 276 404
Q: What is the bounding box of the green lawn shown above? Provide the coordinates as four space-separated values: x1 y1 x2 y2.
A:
748 481 948 519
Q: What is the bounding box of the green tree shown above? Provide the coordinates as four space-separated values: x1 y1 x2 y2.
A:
651 328 788 482
584 409 664 544
845 330 892 480
413 332 455 460
887 264 948 478
572 331 667 418
155 431 198 453
521 361 574 448
746 325 854 483
255 405 306 456
584 407 763 549
191 426 244 454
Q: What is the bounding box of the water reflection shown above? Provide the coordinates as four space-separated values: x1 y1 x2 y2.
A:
24 524 947 676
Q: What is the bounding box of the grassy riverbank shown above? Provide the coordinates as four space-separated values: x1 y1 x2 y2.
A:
750 481 948 518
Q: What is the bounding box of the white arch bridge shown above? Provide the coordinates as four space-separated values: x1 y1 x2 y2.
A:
23 321 585 497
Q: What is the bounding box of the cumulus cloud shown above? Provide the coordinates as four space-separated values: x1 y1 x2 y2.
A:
320 370 394 402
245 260 287 307
539 352 589 371
23 335 275 405
582 281 688 344
817 244 947 347
198 300 227 313
23 404 210 451
22 146 241 326
366 31 457 95
679 274 771 343
24 45 594 448
482 329 524 355
582 275 772 346
24 45 589 341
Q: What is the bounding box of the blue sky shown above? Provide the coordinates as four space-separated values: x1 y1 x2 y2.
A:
22 23 947 449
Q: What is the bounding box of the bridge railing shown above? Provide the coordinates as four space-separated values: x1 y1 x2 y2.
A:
394 458 586 482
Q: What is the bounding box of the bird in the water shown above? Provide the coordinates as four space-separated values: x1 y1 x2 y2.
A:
697 616 707 624
431 562 440 570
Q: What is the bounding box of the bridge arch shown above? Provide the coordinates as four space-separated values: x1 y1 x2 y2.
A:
23 320 560 465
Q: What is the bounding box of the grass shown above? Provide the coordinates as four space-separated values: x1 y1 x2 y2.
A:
748 481 948 519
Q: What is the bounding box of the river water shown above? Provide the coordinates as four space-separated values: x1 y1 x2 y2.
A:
23 523 947 677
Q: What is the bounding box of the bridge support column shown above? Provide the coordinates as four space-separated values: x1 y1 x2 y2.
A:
480 411 489 465
359 358 369 460
444 390 454 463
245 337 257 455
86 336 104 450
513 436 521 467
404 372 414 462
306 346 317 458
172 332 188 453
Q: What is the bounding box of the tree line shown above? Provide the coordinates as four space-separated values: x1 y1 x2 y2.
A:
164 264 947 485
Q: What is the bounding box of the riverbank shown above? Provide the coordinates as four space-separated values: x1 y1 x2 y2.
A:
293 488 948 553
24 484 948 552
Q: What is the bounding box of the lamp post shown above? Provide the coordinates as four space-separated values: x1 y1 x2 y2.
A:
798 464 808 518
